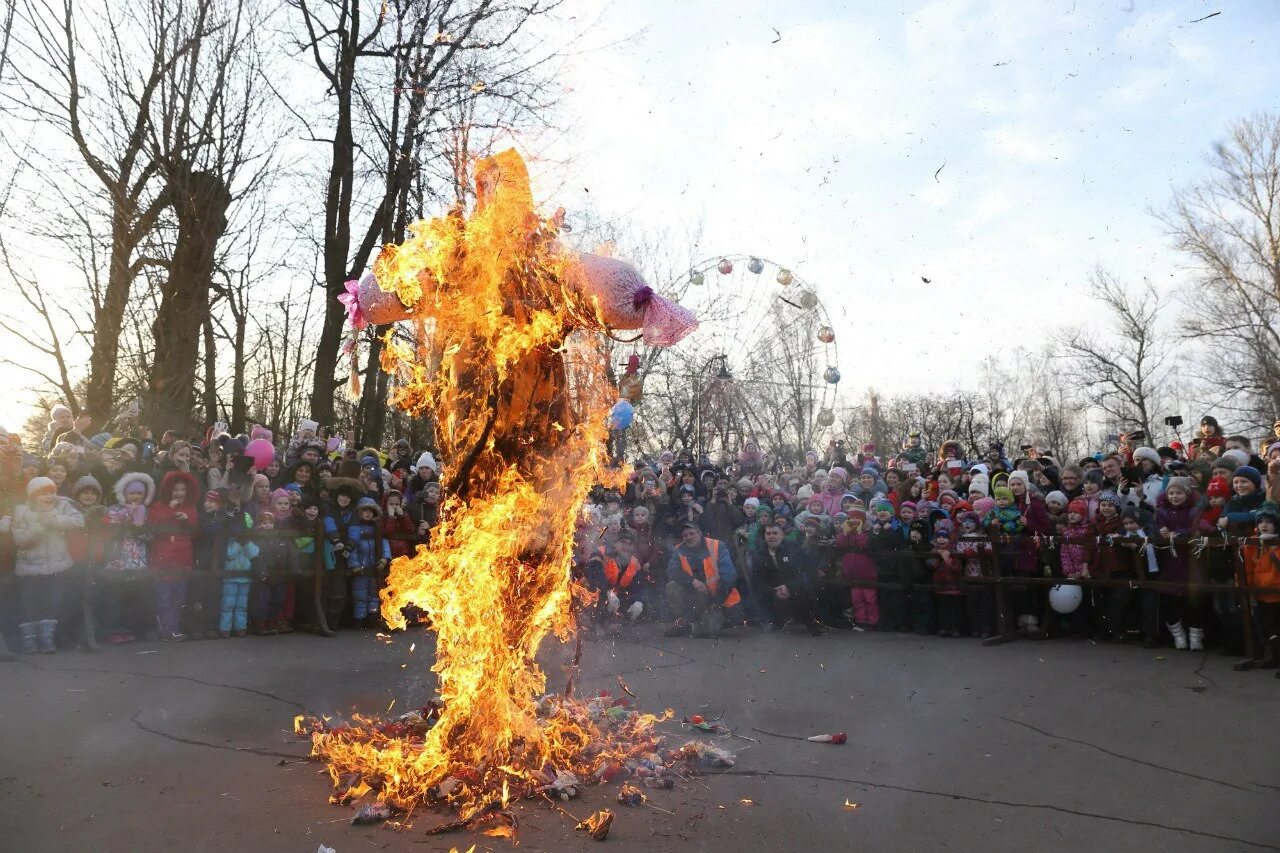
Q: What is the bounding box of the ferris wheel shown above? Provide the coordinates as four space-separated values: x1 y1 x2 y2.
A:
623 254 841 464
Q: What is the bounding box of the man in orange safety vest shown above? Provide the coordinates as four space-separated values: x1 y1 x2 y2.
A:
587 531 646 623
665 522 741 639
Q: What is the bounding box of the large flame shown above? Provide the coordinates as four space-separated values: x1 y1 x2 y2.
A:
304 150 654 821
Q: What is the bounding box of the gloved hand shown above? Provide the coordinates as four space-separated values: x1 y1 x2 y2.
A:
626 600 643 622
607 591 620 614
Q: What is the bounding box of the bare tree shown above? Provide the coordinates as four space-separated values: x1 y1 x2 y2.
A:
290 0 566 431
0 237 82 413
1163 112 1280 428
1054 267 1172 441
5 0 221 421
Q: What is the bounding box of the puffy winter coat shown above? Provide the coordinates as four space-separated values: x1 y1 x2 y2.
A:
11 497 84 576
148 471 201 572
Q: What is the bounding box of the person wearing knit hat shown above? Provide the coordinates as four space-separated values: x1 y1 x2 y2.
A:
1205 476 1231 500
11 475 84 653
1233 465 1263 493
1045 490 1068 510
345 496 391 628
1239 501 1280 666
1219 448 1250 469
96 471 154 643
967 474 990 499
1154 474 1205 648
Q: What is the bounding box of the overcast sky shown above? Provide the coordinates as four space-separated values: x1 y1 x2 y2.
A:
537 0 1279 393
4 0 1278 436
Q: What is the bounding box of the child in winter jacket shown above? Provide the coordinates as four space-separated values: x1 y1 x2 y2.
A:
1219 466 1265 535
956 511 993 638
345 497 391 627
835 508 878 629
983 487 1036 636
929 522 963 637
147 471 200 641
220 521 258 638
10 477 84 653
322 481 362 627
1154 477 1204 650
867 499 904 630
1240 502 1280 669
101 472 155 643
251 512 298 634
381 490 417 561
187 490 236 639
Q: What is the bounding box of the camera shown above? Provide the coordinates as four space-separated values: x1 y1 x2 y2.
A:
1164 415 1184 428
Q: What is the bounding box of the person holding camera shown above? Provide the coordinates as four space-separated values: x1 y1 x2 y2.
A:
700 484 742 544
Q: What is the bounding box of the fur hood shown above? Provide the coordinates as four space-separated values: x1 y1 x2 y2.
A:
156 470 200 505
113 471 156 506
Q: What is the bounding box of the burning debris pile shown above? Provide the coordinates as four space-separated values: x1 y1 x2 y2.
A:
294 150 708 835
297 690 737 832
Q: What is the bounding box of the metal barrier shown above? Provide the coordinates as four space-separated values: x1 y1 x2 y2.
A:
825 533 1280 658
48 521 433 649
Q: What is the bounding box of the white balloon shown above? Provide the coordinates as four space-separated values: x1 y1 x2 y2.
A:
1049 583 1083 614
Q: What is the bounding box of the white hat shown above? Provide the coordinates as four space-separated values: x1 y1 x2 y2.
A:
1220 448 1250 468
416 451 439 472
297 418 320 436
27 476 57 497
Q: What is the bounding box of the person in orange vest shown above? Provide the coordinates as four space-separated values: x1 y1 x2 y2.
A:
587 531 646 623
665 522 740 639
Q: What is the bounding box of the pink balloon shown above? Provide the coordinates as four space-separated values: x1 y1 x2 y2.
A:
245 438 275 470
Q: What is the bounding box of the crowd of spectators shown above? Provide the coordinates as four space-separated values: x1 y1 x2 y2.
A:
3 405 1280 675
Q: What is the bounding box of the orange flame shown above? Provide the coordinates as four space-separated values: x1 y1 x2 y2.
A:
304 150 654 820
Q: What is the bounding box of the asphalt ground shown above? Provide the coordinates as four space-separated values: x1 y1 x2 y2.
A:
2 624 1278 852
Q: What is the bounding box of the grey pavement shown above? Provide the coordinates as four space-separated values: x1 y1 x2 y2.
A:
1 625 1278 852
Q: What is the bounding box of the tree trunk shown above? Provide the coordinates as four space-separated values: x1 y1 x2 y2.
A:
203 312 218 426
148 170 231 435
86 209 140 422
356 325 390 446
231 310 247 435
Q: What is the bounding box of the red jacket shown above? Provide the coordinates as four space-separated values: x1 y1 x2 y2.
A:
148 471 201 572
380 507 417 559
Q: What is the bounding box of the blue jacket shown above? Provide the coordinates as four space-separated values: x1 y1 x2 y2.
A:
345 519 390 570
667 536 737 591
224 539 259 583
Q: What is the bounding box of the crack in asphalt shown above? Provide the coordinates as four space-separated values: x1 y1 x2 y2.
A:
23 661 309 712
722 769 1280 851
130 711 311 762
999 716 1264 794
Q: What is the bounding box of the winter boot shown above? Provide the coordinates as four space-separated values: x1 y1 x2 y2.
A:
37 620 58 654
1188 627 1204 652
19 623 38 655
1168 621 1188 650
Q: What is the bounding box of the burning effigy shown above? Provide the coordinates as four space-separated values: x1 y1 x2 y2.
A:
295 150 707 836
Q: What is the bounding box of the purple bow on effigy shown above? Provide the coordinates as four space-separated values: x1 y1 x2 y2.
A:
632 285 655 312
338 278 367 330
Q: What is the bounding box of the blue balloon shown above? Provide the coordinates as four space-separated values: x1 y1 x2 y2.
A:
609 399 635 431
